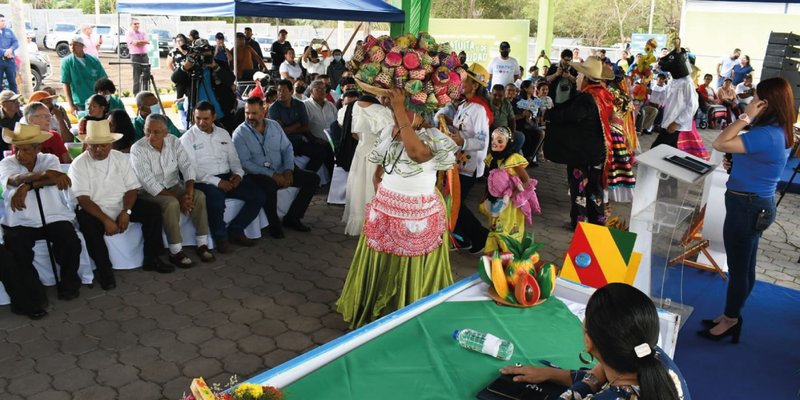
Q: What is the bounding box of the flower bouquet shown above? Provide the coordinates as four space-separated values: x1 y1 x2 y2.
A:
181 377 284 400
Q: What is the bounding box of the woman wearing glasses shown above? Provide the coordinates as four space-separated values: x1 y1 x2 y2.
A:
336 88 458 329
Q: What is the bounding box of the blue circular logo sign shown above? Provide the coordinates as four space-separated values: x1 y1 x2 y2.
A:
575 252 592 268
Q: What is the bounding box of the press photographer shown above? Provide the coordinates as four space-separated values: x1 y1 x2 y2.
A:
171 39 237 132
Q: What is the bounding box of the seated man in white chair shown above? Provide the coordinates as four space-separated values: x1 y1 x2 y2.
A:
0 123 82 320
233 97 320 239
130 114 214 268
303 79 337 181
180 101 265 253
70 120 174 291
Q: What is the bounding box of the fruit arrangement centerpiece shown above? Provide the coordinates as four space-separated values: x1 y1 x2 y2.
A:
350 32 463 115
478 233 556 307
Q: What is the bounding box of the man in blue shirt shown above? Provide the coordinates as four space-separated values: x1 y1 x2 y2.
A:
233 97 320 238
269 79 329 176
0 15 20 93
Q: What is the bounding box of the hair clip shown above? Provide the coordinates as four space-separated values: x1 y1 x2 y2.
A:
634 343 652 358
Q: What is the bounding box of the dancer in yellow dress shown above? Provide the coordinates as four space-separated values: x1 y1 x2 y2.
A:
480 127 540 254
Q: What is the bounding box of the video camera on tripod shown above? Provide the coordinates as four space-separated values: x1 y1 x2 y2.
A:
183 39 216 75
109 59 163 111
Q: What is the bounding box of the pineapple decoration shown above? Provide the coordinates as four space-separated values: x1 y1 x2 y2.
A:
351 32 463 115
478 232 557 307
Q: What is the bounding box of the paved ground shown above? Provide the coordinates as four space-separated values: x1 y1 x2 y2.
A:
6 60 800 398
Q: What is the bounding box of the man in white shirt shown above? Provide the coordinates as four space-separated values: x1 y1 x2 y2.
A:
70 120 173 291
641 73 669 134
0 123 82 319
303 80 336 180
180 101 265 253
735 74 755 108
717 48 741 88
130 114 213 268
488 41 520 87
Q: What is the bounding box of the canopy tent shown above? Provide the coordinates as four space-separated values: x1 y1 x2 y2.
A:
116 0 405 22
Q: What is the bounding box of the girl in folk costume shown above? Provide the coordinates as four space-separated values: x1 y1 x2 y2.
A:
653 36 709 160
605 68 638 203
340 96 395 236
448 63 493 253
480 127 541 253
336 88 458 329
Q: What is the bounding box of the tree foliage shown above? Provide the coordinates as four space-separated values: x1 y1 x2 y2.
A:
430 0 682 47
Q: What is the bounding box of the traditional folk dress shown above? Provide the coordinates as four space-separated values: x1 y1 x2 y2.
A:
606 81 637 203
480 152 541 253
657 47 709 160
341 102 395 236
336 126 458 329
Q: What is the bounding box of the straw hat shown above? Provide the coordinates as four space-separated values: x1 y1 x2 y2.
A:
465 63 490 87
76 120 123 145
353 77 390 97
571 56 614 81
28 90 58 103
2 123 53 145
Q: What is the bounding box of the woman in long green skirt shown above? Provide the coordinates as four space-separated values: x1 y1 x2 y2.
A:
336 88 458 329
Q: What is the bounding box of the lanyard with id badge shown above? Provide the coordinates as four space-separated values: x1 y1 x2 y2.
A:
246 122 273 169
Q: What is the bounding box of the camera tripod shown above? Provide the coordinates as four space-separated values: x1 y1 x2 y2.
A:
109 61 164 111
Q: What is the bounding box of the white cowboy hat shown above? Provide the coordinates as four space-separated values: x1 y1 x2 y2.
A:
2 123 53 145
571 56 614 81
76 120 123 144
253 71 268 82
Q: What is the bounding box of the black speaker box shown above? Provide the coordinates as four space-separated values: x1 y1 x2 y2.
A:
768 32 800 47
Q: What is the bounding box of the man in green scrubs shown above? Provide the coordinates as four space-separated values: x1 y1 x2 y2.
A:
61 36 107 114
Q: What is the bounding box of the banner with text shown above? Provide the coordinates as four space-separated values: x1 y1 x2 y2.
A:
429 19 529 70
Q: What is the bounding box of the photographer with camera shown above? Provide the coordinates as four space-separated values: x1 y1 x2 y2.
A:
545 49 578 105
172 39 238 133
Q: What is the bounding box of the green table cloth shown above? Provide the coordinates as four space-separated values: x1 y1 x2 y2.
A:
284 299 586 399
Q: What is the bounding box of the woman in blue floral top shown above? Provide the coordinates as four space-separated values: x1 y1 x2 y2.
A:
501 283 687 400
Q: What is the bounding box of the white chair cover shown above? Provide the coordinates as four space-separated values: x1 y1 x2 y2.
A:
326 166 348 205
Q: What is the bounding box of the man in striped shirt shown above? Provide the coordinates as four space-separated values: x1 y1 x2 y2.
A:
130 114 214 268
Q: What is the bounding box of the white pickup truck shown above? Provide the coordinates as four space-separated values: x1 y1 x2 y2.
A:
44 24 129 58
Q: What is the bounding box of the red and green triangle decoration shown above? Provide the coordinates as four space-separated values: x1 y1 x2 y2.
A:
560 222 642 289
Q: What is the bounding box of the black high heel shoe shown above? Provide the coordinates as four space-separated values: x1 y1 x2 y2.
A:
697 316 743 344
700 318 718 328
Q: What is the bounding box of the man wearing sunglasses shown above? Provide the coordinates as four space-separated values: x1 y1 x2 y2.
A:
545 49 578 104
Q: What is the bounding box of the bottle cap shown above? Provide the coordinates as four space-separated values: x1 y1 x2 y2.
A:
453 330 460 339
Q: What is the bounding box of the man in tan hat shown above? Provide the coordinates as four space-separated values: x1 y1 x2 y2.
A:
0 89 22 157
22 102 71 163
0 123 82 319
130 114 214 268
69 120 174 290
27 89 71 140
544 56 614 230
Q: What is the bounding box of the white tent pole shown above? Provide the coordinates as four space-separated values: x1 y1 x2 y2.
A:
647 0 655 34
117 12 121 90
233 16 238 83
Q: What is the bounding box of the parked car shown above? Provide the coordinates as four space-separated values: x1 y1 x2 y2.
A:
6 21 36 44
253 36 274 62
150 29 171 57
43 23 78 49
3 50 51 91
45 24 129 59
29 50 52 91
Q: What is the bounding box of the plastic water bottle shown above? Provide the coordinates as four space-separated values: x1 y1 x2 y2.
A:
453 329 514 360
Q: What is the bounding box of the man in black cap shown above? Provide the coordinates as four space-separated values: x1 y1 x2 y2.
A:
270 29 292 74
488 41 520 88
